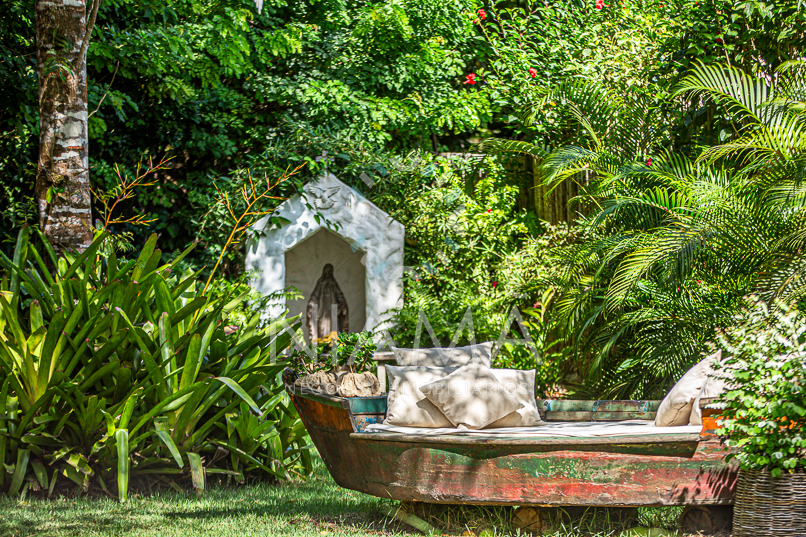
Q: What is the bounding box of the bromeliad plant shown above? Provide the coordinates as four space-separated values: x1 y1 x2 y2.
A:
717 297 806 477
0 227 311 500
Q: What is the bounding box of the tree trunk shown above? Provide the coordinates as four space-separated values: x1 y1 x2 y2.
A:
35 0 94 253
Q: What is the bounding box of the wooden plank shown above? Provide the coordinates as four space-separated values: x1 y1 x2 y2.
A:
347 437 736 507
592 412 656 421
352 431 702 449
543 411 594 422
539 400 596 412
377 365 387 392
353 415 385 432
539 400 662 413
540 401 661 422
596 401 660 413
372 351 396 392
292 392 354 433
343 396 387 415
292 388 345 408
372 351 396 362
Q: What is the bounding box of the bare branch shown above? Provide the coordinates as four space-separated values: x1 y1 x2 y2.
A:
89 61 119 118
76 0 102 72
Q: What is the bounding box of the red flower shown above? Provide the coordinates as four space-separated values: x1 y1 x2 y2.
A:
528 67 537 78
492 281 498 288
595 0 604 9
464 73 477 85
677 287 681 292
716 37 723 44
486 209 492 213
647 157 652 166
478 9 486 19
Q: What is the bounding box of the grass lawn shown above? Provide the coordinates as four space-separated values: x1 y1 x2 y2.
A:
0 456 397 537
0 455 702 537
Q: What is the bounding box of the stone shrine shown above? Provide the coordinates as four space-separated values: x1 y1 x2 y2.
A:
245 173 404 342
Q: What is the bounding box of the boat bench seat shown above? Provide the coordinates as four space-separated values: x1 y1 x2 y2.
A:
363 420 703 438
297 390 712 442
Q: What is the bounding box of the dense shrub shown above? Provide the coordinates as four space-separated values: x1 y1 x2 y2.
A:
718 298 806 476
0 229 310 500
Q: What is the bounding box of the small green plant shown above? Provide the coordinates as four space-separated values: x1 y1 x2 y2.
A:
334 332 377 373
717 296 806 477
289 331 377 375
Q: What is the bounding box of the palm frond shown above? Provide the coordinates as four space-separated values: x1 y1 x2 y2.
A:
674 61 771 125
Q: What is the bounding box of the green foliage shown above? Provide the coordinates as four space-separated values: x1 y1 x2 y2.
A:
8 0 806 406
383 154 539 345
0 0 37 236
0 228 310 499
206 271 303 331
663 0 806 75
477 0 672 97
373 153 571 393
475 0 806 153
480 59 806 398
0 0 491 269
289 332 377 375
333 332 378 373
717 297 806 476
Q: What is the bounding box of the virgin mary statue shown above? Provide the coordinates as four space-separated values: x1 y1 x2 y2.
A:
306 264 349 342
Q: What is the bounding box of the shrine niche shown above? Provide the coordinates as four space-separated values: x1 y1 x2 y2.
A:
245 173 404 342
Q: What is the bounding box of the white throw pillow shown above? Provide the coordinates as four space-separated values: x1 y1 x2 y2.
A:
419 362 523 429
384 365 456 428
689 374 729 426
391 342 493 368
655 350 722 427
486 369 546 428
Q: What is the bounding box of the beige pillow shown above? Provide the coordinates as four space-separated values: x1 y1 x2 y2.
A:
384 366 456 428
419 362 522 429
391 342 493 368
690 367 731 426
486 369 546 428
655 350 721 427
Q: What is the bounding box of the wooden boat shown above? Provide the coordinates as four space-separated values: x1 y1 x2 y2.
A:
289 387 737 508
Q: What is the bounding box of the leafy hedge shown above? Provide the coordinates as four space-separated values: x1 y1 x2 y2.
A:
0 229 310 500
718 298 806 476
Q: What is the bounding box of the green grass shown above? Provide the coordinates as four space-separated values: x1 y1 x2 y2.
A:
0 458 399 537
0 456 698 537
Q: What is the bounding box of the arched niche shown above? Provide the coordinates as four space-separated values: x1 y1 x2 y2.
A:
284 228 367 342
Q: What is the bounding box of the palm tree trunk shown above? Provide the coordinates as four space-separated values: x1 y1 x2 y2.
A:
35 0 95 253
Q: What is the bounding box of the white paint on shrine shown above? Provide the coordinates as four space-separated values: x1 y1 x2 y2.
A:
246 173 404 341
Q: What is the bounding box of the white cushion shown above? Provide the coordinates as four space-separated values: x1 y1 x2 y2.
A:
391 342 493 368
384 366 456 428
690 364 732 425
419 362 523 429
486 369 546 428
655 350 721 427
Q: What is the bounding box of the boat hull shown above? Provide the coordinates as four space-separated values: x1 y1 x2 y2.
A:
291 391 737 506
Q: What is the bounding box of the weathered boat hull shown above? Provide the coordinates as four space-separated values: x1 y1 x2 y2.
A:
291 390 737 507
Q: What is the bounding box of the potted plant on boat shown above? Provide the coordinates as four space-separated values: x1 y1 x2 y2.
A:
284 331 380 397
716 297 806 537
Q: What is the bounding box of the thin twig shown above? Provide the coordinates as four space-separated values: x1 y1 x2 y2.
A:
89 61 119 118
201 165 304 295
